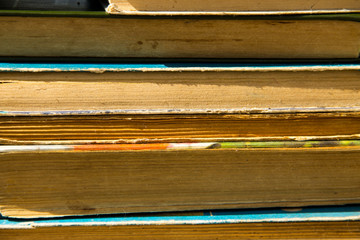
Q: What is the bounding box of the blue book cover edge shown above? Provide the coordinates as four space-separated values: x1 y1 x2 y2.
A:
1 62 360 72
1 205 360 229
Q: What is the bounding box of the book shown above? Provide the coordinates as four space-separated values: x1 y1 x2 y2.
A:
1 62 360 112
1 11 360 59
1 203 360 240
1 141 360 218
106 0 360 15
2 111 360 145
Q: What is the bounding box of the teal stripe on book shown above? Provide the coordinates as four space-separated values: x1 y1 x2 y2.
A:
1 205 360 228
1 62 360 72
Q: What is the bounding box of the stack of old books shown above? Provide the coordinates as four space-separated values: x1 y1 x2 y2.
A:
1 0 360 239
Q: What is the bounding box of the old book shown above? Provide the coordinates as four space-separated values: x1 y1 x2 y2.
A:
1 62 360 112
1 11 360 59
1 141 360 218
107 0 360 15
2 111 360 145
1 205 360 239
